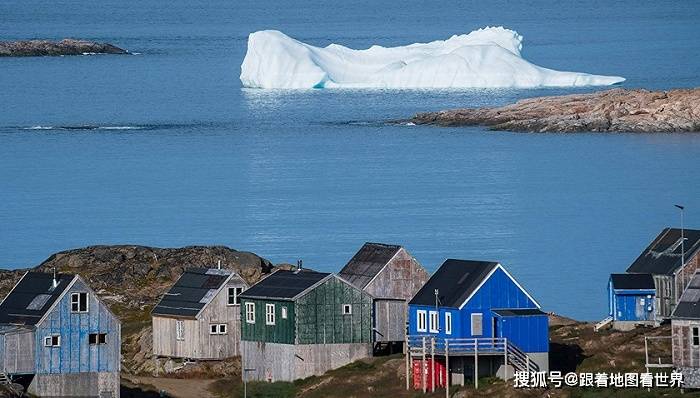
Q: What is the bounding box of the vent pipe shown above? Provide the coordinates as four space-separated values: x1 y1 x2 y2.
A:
218 260 222 270
52 267 58 289
297 259 303 271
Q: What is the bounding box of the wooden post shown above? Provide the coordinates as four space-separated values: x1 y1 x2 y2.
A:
422 337 427 394
405 335 410 390
445 340 450 398
474 340 479 390
503 338 508 380
431 337 435 393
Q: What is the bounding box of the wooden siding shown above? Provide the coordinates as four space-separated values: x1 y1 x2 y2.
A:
373 299 406 342
34 278 121 374
153 278 245 359
28 371 119 398
672 319 700 368
363 248 429 300
239 299 295 344
654 275 674 318
296 277 373 344
0 329 35 374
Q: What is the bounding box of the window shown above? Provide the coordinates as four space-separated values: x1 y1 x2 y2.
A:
693 327 700 346
416 310 427 332
209 323 228 335
429 311 439 333
281 306 288 319
228 287 243 306
89 333 107 345
70 292 88 313
445 312 452 335
471 313 483 336
245 302 255 324
176 320 184 341
342 304 352 315
266 303 276 325
44 335 61 347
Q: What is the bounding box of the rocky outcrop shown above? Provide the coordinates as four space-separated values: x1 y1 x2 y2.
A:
412 88 700 133
0 39 128 57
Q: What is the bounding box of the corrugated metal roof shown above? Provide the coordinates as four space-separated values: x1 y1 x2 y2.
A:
240 270 330 300
338 242 401 289
409 259 498 307
610 273 656 290
0 272 75 326
492 308 545 317
151 267 232 318
673 273 700 319
626 228 700 275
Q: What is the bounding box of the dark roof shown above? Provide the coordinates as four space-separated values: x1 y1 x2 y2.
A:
240 270 330 300
610 273 656 290
409 259 498 307
339 243 402 289
152 268 233 318
626 228 700 275
492 308 545 317
672 273 700 319
0 272 76 326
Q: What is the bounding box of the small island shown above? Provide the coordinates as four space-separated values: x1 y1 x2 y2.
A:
0 39 128 57
412 88 700 133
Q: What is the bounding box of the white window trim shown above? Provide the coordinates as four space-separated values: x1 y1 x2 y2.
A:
265 303 276 325
219 323 227 334
70 292 89 313
445 312 452 335
44 335 61 347
176 320 184 341
342 304 352 315
227 287 243 306
209 323 228 335
281 306 288 319
416 310 427 332
471 313 483 336
429 311 439 333
245 302 255 324
693 326 700 347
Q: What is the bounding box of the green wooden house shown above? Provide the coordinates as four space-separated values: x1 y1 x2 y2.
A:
240 269 373 381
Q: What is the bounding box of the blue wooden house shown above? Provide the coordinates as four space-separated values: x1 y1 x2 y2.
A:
406 259 548 388
607 273 656 330
0 271 121 397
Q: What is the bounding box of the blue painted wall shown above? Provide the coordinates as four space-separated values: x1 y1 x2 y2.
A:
408 267 547 353
34 278 121 374
495 314 548 352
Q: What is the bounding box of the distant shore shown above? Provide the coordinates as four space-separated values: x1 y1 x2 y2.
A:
0 39 128 57
411 88 700 133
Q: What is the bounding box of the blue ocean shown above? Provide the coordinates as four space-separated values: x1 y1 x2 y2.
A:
1 0 699 320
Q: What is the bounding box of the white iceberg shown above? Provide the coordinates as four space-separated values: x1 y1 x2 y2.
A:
240 27 625 89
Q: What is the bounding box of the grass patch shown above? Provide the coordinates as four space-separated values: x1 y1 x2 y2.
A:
209 379 296 398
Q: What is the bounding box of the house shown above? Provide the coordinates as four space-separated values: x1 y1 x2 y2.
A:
239 269 373 382
626 227 700 319
671 271 700 387
151 267 248 361
607 273 657 330
339 242 429 349
406 259 548 389
0 271 121 398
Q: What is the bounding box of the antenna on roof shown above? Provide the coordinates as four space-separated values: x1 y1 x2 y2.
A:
52 267 58 289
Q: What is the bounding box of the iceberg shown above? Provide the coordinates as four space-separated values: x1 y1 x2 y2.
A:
240 27 625 89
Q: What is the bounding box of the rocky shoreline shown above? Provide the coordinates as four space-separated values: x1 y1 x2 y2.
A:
412 88 700 133
0 39 128 57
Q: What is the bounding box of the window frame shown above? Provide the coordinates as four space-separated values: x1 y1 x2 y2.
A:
429 311 439 333
44 335 61 347
227 287 243 306
219 323 227 335
209 323 228 335
70 292 89 313
89 333 107 345
693 326 700 346
281 306 288 319
416 310 427 332
176 319 184 341
265 303 276 326
342 304 352 315
445 312 452 335
471 313 483 336
210 324 219 335
245 302 256 324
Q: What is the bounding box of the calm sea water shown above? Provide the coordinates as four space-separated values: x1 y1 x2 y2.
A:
1 0 700 320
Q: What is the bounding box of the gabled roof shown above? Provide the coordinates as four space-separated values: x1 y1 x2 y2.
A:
339 242 402 289
610 273 656 290
240 270 330 300
152 268 236 318
0 272 76 326
626 228 700 275
492 308 545 317
409 259 499 308
672 273 700 319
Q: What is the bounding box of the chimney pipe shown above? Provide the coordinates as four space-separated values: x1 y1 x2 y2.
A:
52 267 58 289
218 260 221 270
297 259 302 271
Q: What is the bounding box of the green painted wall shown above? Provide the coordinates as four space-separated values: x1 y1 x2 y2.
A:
240 299 295 344
296 277 372 344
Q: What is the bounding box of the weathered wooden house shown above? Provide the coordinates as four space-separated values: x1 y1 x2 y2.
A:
151 267 248 361
406 259 548 390
607 273 657 330
0 271 121 397
671 271 700 387
339 242 429 348
240 269 373 382
625 227 700 319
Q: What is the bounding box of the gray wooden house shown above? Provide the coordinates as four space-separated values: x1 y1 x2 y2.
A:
671 271 700 387
152 267 248 361
0 271 121 397
626 227 700 319
339 243 429 349
240 269 373 382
